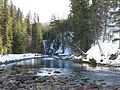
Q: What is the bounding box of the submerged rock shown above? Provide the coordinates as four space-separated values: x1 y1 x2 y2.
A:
54 71 61 74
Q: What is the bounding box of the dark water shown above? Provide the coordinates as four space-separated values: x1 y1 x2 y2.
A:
4 57 120 86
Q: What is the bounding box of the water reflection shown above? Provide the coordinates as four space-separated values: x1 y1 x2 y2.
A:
5 57 120 85
17 58 73 69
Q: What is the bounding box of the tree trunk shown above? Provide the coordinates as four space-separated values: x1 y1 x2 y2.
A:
73 42 86 57
97 40 104 56
103 19 107 42
118 31 120 49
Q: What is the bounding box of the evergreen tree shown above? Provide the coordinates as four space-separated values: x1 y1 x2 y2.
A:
70 0 91 53
12 8 25 53
24 11 32 52
0 0 13 53
31 14 43 53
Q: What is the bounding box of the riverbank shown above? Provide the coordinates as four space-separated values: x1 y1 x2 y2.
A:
0 54 120 90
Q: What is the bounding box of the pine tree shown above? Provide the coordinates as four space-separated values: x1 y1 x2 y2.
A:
31 14 43 53
12 8 25 53
24 11 32 52
0 0 3 53
70 0 91 53
0 0 13 53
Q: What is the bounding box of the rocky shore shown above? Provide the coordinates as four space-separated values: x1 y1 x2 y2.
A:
0 73 120 90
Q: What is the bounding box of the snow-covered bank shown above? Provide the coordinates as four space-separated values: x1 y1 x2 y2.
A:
84 41 120 66
86 42 120 66
63 40 120 66
0 53 41 65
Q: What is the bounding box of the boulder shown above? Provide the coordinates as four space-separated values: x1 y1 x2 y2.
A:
109 54 118 60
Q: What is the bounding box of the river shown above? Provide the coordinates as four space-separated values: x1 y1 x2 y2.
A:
4 56 120 86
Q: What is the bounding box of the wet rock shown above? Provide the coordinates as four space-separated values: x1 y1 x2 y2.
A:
101 82 106 85
38 71 43 73
20 84 26 88
84 84 99 90
10 84 18 90
54 71 61 74
27 70 35 75
48 72 51 74
3 82 18 90
75 85 84 90
2 80 9 87
97 79 104 82
0 77 7 84
15 75 31 83
0 88 7 90
13 81 22 87
51 75 60 81
25 84 37 90
89 58 97 66
81 77 90 81
17 88 27 90
106 85 120 90
35 76 47 83
24 80 36 84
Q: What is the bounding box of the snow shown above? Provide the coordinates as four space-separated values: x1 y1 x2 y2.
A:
0 53 41 63
58 47 72 55
85 41 120 66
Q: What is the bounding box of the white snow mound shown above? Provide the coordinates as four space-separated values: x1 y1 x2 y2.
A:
86 41 120 66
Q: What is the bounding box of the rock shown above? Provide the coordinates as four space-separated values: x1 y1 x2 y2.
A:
15 75 31 83
109 54 118 60
106 85 120 90
84 84 99 90
27 84 38 90
48 72 51 74
13 81 22 87
24 80 35 84
35 76 47 83
20 84 26 88
0 77 7 84
101 82 106 85
54 71 61 74
10 84 18 90
89 58 97 66
0 88 7 90
75 86 84 90
17 88 27 90
3 82 18 90
38 71 43 73
2 80 9 87
81 77 90 81
27 70 35 75
52 75 59 81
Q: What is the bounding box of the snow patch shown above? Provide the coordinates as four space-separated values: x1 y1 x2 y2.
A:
0 53 41 64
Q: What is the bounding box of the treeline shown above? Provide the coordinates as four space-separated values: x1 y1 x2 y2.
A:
0 0 43 54
44 0 120 55
0 0 120 55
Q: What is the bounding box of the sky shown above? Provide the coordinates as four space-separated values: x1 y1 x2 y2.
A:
8 0 70 23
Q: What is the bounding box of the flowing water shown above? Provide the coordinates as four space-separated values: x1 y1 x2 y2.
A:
4 56 120 86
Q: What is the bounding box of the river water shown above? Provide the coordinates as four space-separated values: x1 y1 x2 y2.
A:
4 56 120 86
